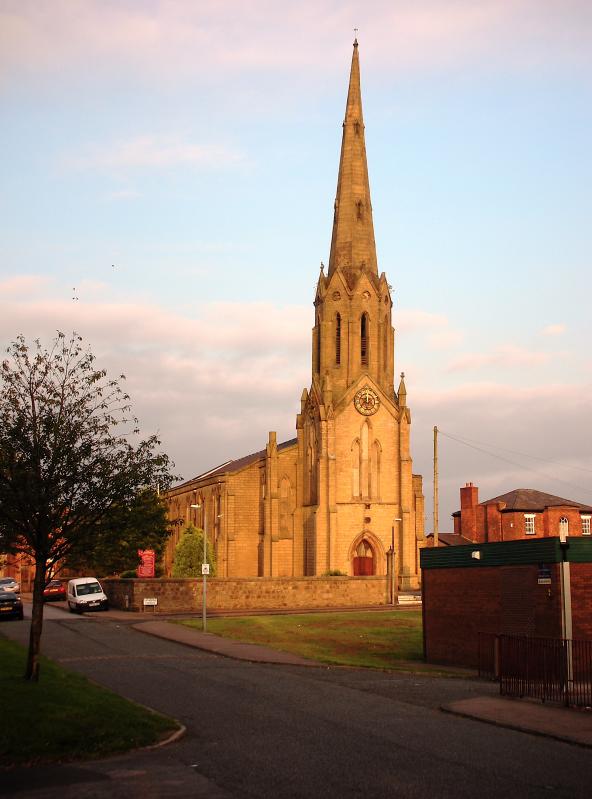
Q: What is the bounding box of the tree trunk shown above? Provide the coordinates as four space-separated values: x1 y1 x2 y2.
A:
25 558 47 681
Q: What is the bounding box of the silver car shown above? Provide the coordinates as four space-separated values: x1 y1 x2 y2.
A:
0 577 20 593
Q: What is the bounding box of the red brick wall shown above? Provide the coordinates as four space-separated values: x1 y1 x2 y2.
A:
423 564 563 668
571 563 592 639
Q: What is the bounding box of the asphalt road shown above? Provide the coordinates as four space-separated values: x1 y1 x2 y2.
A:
2 610 592 798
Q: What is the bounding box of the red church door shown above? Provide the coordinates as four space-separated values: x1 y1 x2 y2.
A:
353 540 375 576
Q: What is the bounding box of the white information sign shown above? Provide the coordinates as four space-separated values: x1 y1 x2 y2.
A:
143 597 158 606
202 564 210 576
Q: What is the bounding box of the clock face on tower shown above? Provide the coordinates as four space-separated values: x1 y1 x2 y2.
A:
354 386 380 416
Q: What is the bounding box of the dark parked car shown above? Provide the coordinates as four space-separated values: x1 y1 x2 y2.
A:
0 587 24 620
43 580 67 602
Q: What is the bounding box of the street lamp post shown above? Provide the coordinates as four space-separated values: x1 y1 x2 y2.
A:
389 518 402 605
190 503 208 631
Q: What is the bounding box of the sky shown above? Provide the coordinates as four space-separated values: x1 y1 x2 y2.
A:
1 0 591 528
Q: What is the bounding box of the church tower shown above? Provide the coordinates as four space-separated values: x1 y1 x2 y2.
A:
297 40 424 590
165 41 424 593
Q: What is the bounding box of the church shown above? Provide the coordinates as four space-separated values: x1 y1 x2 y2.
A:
165 41 425 591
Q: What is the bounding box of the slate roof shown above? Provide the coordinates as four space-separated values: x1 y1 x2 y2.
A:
171 438 298 492
452 488 592 517
425 533 474 547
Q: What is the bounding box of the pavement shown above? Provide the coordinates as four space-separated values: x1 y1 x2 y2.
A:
18 598 592 752
134 616 592 749
3 607 592 797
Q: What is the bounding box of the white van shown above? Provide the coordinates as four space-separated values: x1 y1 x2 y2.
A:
67 578 109 613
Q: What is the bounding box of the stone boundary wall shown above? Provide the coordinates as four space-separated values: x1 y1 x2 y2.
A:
101 576 389 613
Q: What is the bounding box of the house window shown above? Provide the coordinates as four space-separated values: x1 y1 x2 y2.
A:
524 514 535 535
559 516 569 540
582 516 591 536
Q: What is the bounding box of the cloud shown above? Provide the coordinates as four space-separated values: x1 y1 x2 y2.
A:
541 323 566 336
0 275 51 296
447 345 550 373
411 379 592 526
396 308 463 350
1 1 589 87
68 135 247 172
1 278 590 529
0 286 310 483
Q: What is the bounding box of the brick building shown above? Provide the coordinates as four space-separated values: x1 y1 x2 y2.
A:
421 537 592 668
453 484 592 543
165 42 425 589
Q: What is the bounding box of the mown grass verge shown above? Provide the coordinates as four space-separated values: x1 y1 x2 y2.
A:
0 637 178 768
176 610 430 670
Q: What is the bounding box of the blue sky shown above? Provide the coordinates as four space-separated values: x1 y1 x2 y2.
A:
1 1 591 525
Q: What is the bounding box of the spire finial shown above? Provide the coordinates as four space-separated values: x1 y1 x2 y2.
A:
353 28 358 46
401 372 405 379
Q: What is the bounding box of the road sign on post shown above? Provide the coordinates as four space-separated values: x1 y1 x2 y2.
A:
202 564 210 575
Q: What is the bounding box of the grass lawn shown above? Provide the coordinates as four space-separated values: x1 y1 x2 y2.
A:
176 610 428 671
0 638 179 768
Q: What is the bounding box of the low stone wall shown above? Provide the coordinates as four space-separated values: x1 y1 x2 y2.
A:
101 575 389 614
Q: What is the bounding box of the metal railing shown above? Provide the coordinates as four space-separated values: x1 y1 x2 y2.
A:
478 633 592 707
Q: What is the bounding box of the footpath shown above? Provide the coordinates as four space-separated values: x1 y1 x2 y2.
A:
35 598 592 749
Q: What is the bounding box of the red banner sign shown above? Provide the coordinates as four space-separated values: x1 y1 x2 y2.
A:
137 549 156 578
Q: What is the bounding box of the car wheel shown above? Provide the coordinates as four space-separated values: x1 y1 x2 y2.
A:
68 602 75 613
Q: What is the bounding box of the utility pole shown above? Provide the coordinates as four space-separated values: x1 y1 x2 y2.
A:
433 426 439 548
203 503 208 632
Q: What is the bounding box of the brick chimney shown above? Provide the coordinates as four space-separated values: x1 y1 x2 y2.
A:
459 483 479 541
460 482 478 510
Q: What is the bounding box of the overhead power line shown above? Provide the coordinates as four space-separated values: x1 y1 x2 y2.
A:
438 429 592 498
440 430 592 475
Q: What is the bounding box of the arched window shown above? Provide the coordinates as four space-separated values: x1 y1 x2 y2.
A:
335 313 341 365
360 421 369 498
370 440 381 499
361 314 369 366
351 439 360 497
383 315 388 370
559 516 569 541
307 440 317 505
315 320 321 374
279 477 292 538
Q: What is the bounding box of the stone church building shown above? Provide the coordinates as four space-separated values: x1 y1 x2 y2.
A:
165 42 425 590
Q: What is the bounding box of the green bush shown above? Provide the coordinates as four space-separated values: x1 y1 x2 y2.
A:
323 569 348 577
172 524 216 578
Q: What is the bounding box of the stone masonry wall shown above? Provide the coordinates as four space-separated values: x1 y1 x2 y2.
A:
102 575 389 614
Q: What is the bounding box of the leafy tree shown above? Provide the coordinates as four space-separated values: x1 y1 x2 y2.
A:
0 332 176 680
172 524 216 578
65 489 174 577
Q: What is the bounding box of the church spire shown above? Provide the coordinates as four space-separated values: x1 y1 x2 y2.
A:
328 40 378 279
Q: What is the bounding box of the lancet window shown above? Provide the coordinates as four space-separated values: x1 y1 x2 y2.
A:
361 313 369 366
279 477 292 538
335 313 341 365
352 423 381 500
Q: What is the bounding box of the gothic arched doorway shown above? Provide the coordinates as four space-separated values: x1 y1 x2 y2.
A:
353 539 375 576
